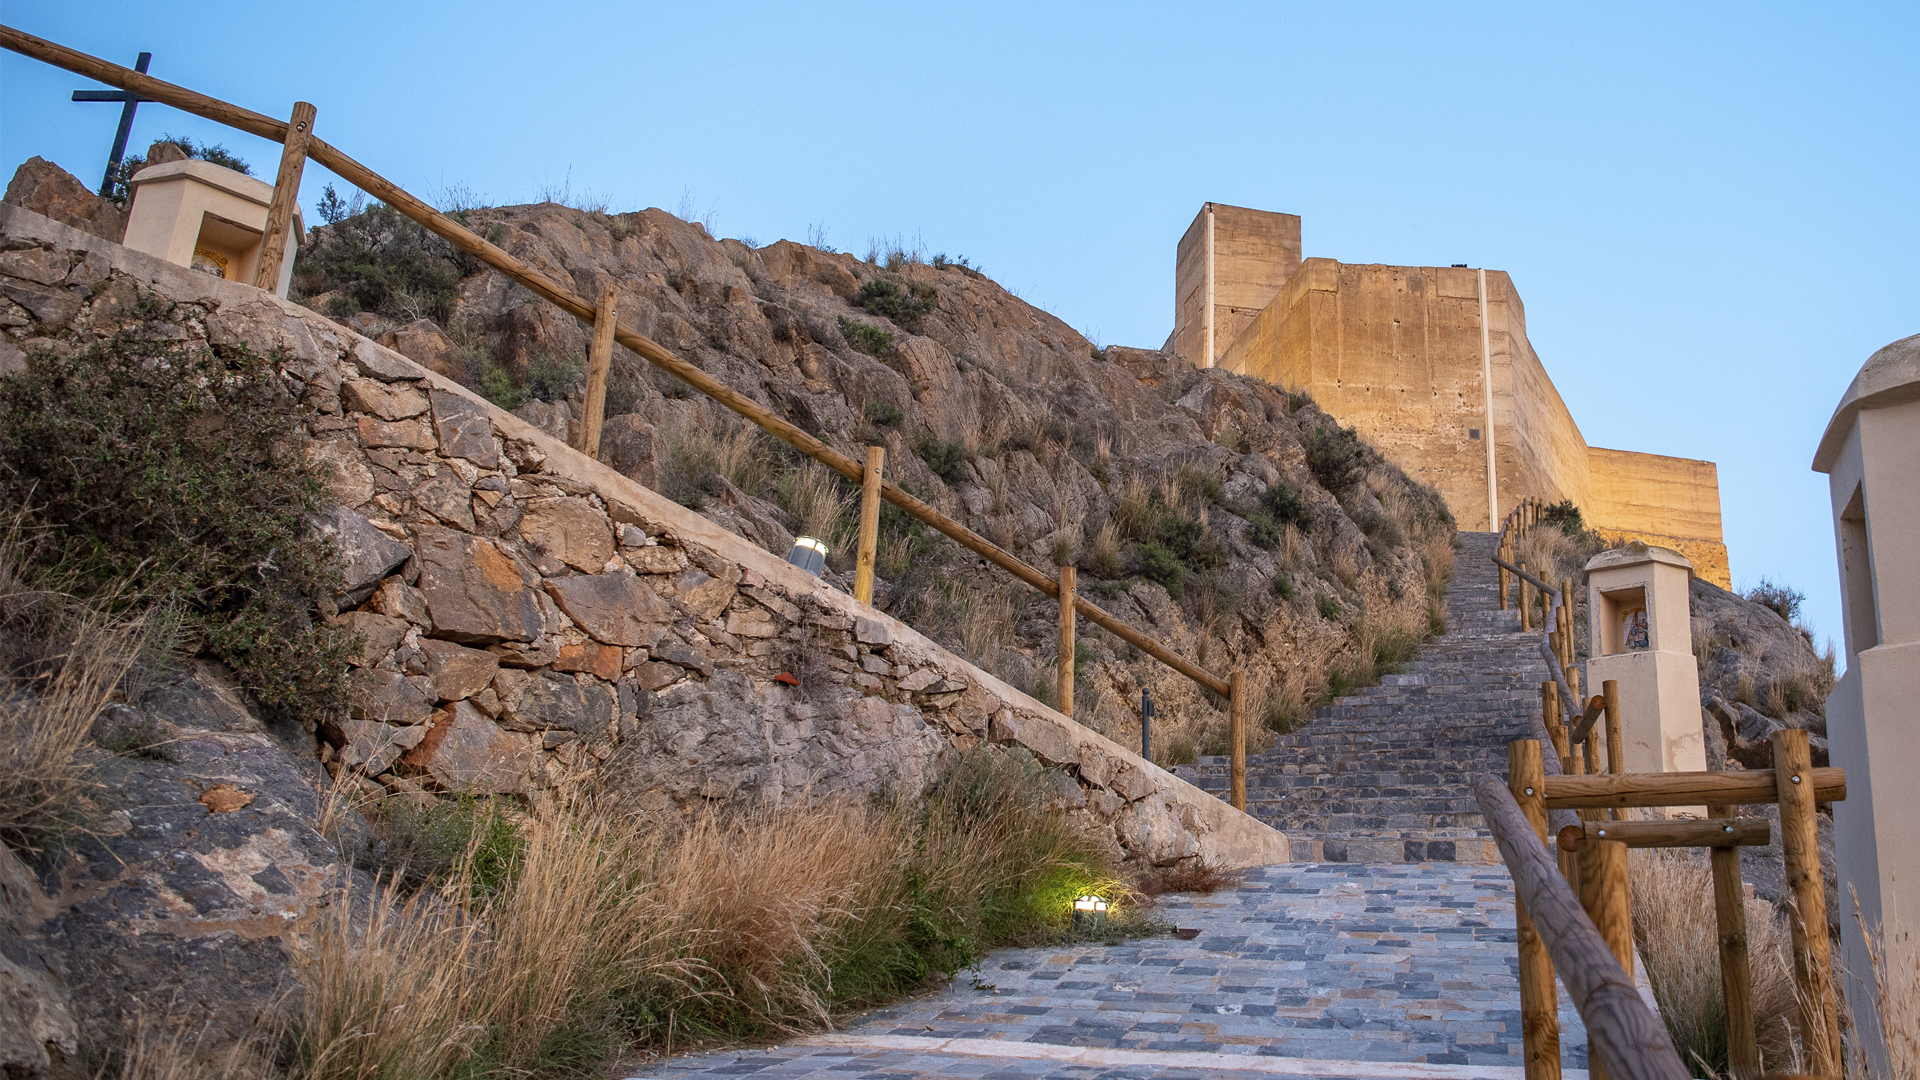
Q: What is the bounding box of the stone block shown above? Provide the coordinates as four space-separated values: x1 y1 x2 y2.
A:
349 336 418 381
520 496 614 573
545 573 671 647
988 709 1079 767
854 616 892 646
631 545 687 573
337 611 408 667
356 416 436 450
342 378 428 420
1109 763 1159 803
413 523 542 644
346 668 436 725
675 570 736 623
417 639 498 701
634 661 683 690
335 718 428 775
402 700 532 793
303 437 375 509
554 642 622 681
499 670 614 737
429 389 499 468
368 577 431 626
724 609 779 638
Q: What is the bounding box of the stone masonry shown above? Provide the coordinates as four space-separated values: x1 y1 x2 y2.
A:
1182 532 1546 863
0 203 1288 870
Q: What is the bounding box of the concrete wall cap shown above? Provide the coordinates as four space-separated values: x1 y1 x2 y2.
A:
1584 542 1693 573
128 159 275 208
1814 332 1920 473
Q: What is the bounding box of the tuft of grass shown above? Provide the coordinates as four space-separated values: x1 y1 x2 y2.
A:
296 749 1122 1075
1629 847 1803 1075
918 437 969 483
852 276 936 332
1848 890 1920 1080
1316 594 1341 620
863 400 904 427
0 536 146 851
1303 422 1371 490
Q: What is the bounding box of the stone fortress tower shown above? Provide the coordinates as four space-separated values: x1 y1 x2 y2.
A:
1168 203 1730 587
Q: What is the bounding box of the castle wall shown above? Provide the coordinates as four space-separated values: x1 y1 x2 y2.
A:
1587 448 1729 587
1171 203 1300 367
1211 236 1731 586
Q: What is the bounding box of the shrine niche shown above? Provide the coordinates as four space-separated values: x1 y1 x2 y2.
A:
1584 543 1707 782
121 157 302 297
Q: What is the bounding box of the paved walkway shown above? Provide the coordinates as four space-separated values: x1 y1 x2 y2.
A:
631 863 1591 1080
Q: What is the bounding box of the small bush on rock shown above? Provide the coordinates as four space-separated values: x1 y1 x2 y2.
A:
854 276 936 332
1303 422 1371 490
837 317 894 356
294 190 469 323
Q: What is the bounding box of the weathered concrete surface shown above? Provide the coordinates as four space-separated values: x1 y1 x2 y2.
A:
1172 203 1301 368
1203 215 1730 586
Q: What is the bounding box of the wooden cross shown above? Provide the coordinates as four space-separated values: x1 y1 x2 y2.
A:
70 51 154 197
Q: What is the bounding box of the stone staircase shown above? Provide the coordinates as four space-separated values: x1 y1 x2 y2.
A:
1180 531 1547 863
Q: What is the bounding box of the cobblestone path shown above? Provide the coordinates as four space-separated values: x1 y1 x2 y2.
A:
631 864 1591 1079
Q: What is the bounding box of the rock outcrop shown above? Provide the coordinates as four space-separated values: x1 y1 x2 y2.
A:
0 158 124 245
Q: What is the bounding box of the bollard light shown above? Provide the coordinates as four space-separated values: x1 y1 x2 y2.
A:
786 536 827 576
1072 894 1108 933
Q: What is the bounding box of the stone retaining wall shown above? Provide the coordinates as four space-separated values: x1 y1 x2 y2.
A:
0 204 1288 869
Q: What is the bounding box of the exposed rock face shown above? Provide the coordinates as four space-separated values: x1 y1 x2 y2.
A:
1691 577 1835 768
1 158 124 243
5 663 360 1079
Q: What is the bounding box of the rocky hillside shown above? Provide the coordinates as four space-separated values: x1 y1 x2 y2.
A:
295 197 1455 759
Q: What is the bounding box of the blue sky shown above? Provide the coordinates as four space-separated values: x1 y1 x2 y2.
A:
3 1 1915 659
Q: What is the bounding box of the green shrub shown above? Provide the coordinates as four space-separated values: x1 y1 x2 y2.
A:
1540 499 1586 535
865 400 904 427
918 437 968 483
854 276 937 332
524 354 583 402
0 335 354 726
1304 423 1370 490
1316 594 1341 620
1261 480 1313 532
362 795 526 900
104 134 250 204
293 189 469 323
838 317 894 356
1137 542 1183 594
1271 573 1296 600
478 360 521 409
1157 514 1226 574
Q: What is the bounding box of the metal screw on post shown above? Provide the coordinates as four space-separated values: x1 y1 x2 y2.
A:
1141 687 1154 761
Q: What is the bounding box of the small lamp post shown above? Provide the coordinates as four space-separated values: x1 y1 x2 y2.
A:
786 536 827 576
1072 894 1108 933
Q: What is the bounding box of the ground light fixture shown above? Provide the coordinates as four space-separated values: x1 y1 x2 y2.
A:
786 536 827 576
1072 894 1108 933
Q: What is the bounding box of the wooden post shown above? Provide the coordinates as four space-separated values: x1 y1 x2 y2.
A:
1544 681 1569 766
1229 670 1247 811
1604 678 1623 775
1708 802 1761 1080
1773 729 1840 1074
1499 535 1512 610
1509 739 1562 1080
1577 837 1632 1080
577 283 617 458
1520 564 1533 631
252 100 315 292
853 445 885 604
1056 565 1076 717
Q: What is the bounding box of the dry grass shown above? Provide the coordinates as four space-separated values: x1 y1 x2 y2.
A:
296 750 1121 1077
91 1013 281 1080
656 410 778 508
1628 847 1802 1075
775 461 854 555
0 532 146 851
1849 891 1919 1080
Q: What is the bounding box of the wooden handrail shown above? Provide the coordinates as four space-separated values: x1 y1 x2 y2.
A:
1543 767 1846 810
1556 818 1772 850
1569 694 1606 745
0 22 1236 703
1474 776 1691 1080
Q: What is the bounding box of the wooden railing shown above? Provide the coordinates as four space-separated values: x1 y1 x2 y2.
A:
0 25 1257 806
1480 491 1847 1080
